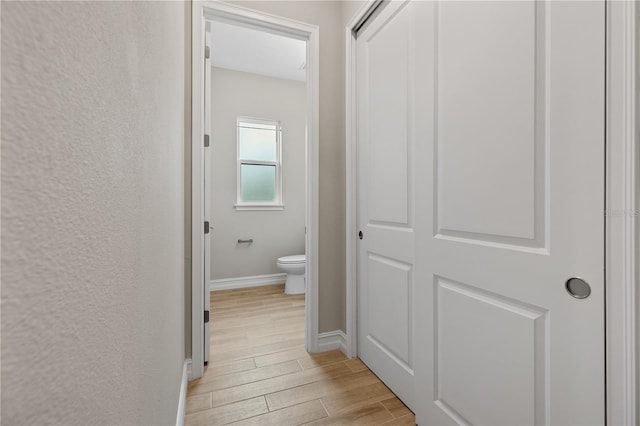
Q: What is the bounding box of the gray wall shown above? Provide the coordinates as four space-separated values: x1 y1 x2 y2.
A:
184 1 193 359
211 68 306 280
342 0 368 25
1 2 188 424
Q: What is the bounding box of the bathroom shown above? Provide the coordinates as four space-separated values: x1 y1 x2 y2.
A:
208 20 308 357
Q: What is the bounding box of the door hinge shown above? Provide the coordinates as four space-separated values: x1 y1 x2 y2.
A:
204 221 210 234
205 46 210 59
204 134 210 147
204 310 210 323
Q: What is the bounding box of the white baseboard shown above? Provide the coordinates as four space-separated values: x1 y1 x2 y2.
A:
318 330 348 355
210 273 287 292
176 359 191 426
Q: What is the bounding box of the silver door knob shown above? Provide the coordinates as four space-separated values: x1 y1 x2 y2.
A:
565 277 591 299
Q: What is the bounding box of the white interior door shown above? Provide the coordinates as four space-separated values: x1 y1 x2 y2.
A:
356 0 421 410
203 26 212 364
413 1 605 425
357 1 606 424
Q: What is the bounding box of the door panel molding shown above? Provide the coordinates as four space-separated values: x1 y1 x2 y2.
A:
367 252 413 368
362 1 412 229
434 1 548 249
434 275 549 425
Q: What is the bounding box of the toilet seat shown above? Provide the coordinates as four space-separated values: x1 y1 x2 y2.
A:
277 254 305 264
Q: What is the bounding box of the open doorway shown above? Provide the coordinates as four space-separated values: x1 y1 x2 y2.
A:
209 21 307 289
190 2 319 379
208 19 308 363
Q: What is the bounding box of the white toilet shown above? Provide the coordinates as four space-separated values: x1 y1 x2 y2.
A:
276 254 306 295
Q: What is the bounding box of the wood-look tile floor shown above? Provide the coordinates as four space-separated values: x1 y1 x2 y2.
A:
186 284 415 425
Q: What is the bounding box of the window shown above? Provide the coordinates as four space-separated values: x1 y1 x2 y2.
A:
235 117 283 210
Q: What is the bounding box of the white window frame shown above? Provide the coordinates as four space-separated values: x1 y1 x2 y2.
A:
235 116 284 211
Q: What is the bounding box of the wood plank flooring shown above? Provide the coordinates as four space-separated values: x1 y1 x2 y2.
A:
186 284 415 425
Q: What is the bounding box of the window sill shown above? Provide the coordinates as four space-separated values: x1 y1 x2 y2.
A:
234 204 285 211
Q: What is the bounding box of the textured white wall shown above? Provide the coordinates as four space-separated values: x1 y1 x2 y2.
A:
211 68 306 280
2 2 187 424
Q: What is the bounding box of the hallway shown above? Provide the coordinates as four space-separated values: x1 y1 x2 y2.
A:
185 285 415 425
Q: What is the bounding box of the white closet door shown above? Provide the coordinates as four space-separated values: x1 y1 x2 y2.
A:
357 1 606 424
412 1 605 425
356 0 422 410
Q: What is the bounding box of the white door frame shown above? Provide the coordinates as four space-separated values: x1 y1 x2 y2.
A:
344 0 638 423
605 1 638 423
191 0 320 379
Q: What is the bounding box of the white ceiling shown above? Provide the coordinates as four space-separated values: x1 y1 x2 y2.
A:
211 21 307 82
